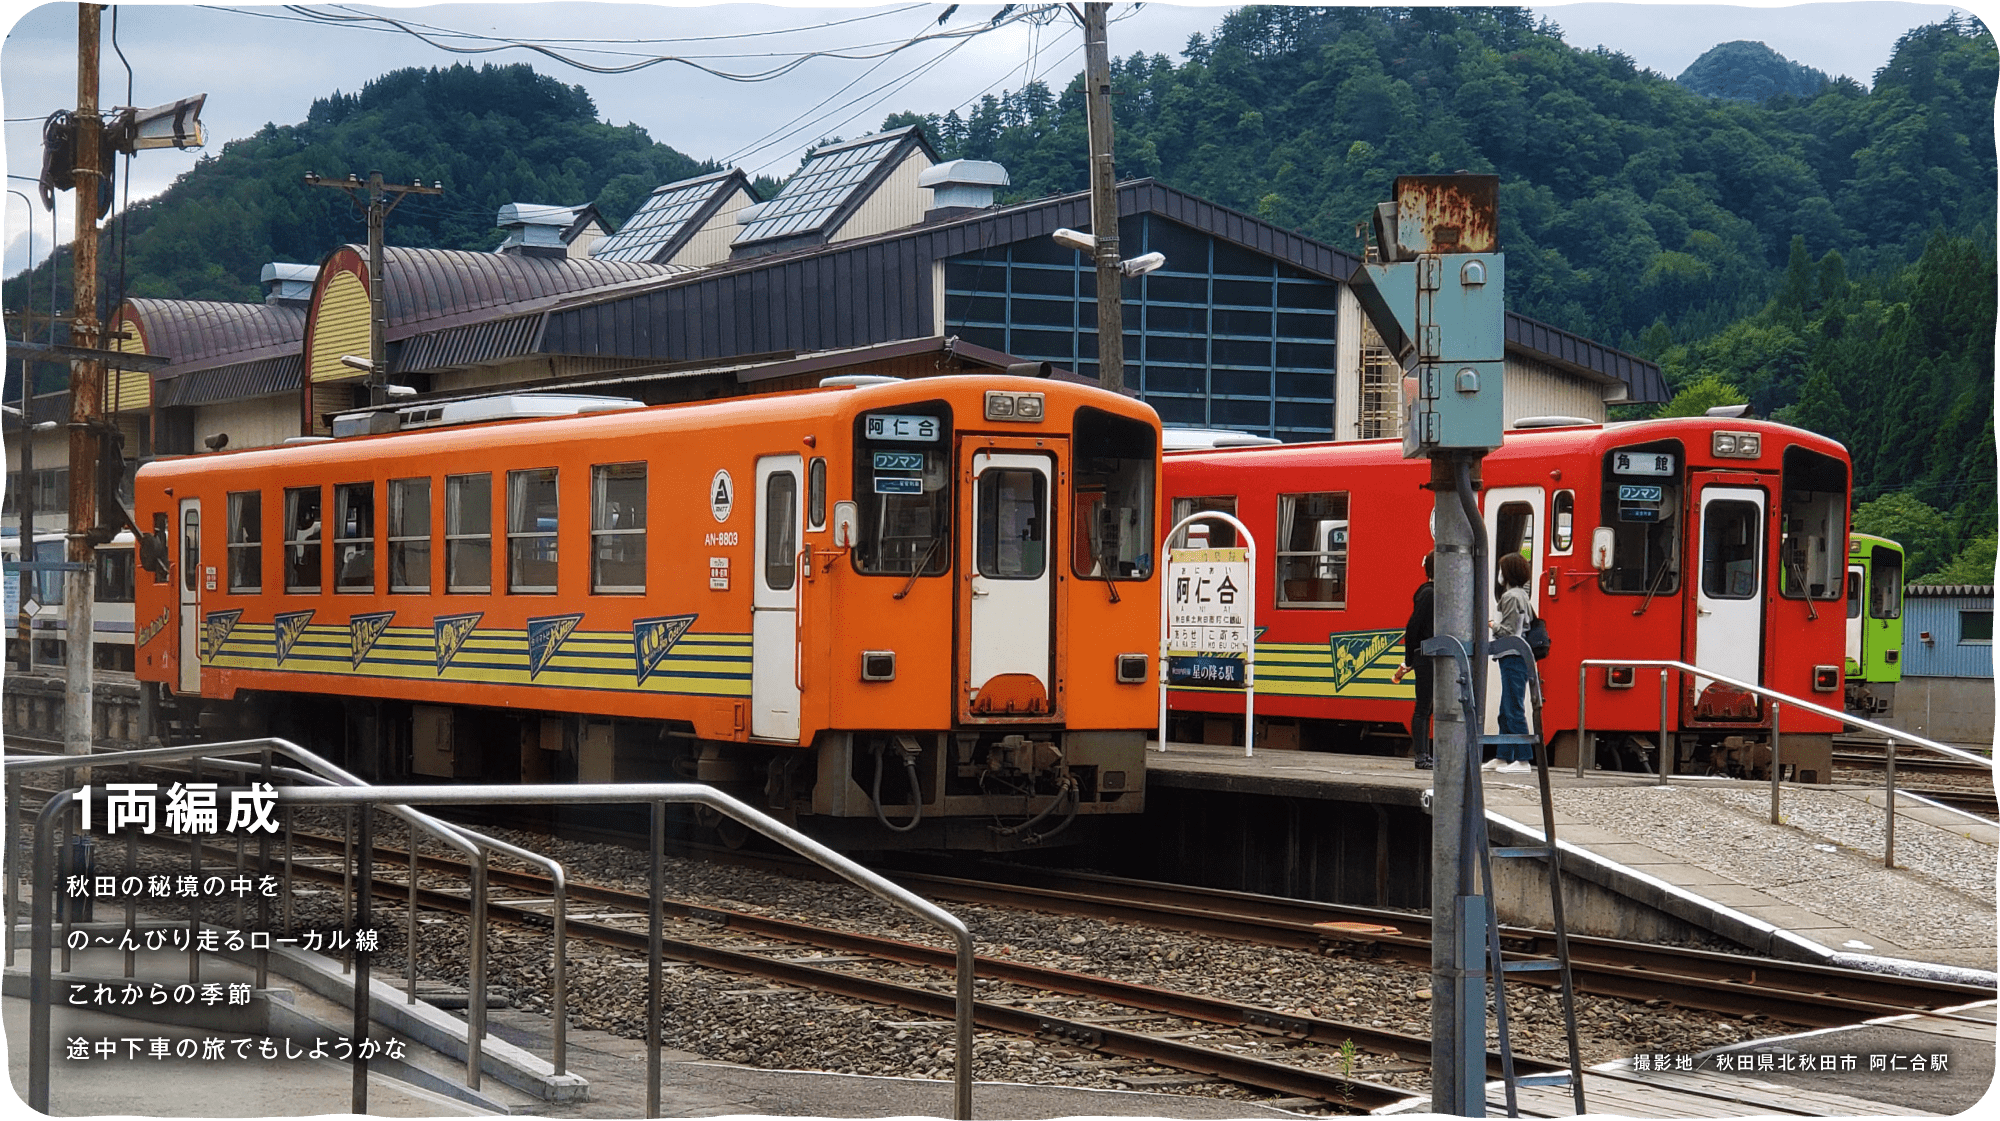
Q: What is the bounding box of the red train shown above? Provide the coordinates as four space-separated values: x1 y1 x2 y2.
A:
1163 416 1850 781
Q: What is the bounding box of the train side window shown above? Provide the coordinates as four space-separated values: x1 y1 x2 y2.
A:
1869 551 1902 619
334 483 376 593
976 468 1046 578
591 463 646 594
389 478 431 594
96 548 135 604
1275 491 1348 608
284 486 322 593
1071 406 1157 580
1700 500 1762 599
807 458 827 532
1550 491 1574 554
1599 441 1682 596
445 473 492 594
151 513 168 584
1847 568 1863 619
1171 496 1237 548
765 472 799 591
507 468 559 594
1496 503 1536 560
181 508 199 594
1779 447 1847 601
227 491 261 593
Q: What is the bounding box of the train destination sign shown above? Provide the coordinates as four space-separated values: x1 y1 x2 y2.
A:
1612 450 1675 476
864 413 941 442
1166 547 1251 689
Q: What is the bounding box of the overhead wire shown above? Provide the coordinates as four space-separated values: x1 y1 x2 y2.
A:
733 34 980 174
219 3 1066 81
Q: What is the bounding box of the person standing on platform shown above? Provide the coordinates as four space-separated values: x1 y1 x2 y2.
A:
1489 551 1537 774
1392 551 1435 770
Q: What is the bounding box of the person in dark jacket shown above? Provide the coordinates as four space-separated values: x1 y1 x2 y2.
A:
1391 551 1435 770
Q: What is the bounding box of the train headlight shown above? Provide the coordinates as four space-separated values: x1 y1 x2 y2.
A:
1712 431 1760 459
1605 665 1636 689
985 390 1045 423
1116 653 1148 684
1813 665 1840 692
861 651 896 681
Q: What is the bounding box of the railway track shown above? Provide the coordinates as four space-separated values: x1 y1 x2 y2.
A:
10 753 1993 1110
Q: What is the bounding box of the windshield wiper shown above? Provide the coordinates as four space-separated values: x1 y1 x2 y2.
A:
1094 547 1122 604
894 537 943 600
1788 553 1821 621
1631 556 1673 617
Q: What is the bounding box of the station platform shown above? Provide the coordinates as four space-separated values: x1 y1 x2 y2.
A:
1146 742 1999 976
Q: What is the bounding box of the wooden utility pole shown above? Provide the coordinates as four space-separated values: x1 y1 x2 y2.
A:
65 1 104 763
305 172 442 407
1081 2 1122 393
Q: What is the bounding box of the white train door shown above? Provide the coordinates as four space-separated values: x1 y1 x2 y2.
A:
750 455 803 740
1691 486 1766 715
1481 486 1544 734
178 497 201 694
965 450 1053 715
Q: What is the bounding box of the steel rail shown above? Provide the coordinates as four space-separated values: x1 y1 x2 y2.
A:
267 827 1551 1083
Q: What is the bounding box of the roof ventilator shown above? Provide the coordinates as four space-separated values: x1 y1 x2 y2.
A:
331 393 642 437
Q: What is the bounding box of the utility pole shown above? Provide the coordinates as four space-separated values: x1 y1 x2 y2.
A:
64 1 105 766
1080 2 1122 393
305 171 442 407
1351 176 1506 1115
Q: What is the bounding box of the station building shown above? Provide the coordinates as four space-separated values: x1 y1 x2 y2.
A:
8 125 1665 532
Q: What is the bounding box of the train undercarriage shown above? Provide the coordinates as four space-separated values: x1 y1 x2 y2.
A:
147 686 1145 851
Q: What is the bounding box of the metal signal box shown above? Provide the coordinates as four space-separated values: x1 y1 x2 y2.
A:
1350 175 1506 457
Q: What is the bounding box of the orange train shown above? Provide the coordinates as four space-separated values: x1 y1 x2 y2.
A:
133 375 1162 849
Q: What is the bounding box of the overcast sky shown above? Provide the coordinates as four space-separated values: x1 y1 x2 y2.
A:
0 1 1977 277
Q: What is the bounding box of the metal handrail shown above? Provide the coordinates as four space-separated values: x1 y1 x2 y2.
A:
27 779 977 1120
5 737 527 1087
1575 658 1992 868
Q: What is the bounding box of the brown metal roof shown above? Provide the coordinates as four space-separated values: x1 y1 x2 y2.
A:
119 298 306 376
364 245 689 340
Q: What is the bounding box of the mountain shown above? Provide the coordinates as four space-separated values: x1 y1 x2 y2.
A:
1676 40 1833 101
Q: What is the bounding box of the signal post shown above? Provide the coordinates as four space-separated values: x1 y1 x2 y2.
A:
1350 176 1507 1115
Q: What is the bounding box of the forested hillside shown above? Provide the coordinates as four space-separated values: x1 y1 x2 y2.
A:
882 6 1995 578
5 8 1992 577
4 63 714 311
1675 40 1831 101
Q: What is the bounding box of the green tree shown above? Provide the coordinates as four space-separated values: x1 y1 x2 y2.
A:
1914 530 1997 584
1656 374 1747 417
1853 492 1953 578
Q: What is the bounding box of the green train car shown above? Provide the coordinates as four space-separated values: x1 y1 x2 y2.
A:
1845 533 1904 714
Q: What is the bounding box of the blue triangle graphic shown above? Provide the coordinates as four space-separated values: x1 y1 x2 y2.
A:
632 614 698 686
526 614 585 680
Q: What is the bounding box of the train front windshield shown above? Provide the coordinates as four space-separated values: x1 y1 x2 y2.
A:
1070 407 1156 581
854 404 952 576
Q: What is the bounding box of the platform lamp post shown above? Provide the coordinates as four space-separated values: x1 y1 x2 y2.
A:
1348 176 1506 1115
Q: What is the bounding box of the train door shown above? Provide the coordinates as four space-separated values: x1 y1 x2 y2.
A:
1690 485 1766 716
1845 562 1866 673
962 446 1054 717
751 455 803 740
177 497 201 694
1481 487 1544 733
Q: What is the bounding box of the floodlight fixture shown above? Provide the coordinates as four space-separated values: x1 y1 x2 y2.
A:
108 94 206 153
1051 227 1096 253
1119 251 1166 279
339 355 377 374
383 385 418 399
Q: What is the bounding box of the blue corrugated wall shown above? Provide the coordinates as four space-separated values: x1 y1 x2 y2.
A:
1903 591 1994 678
